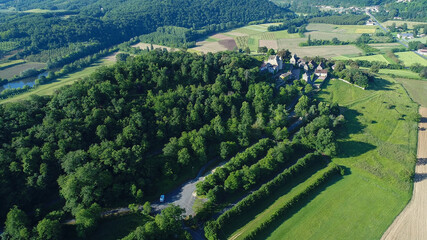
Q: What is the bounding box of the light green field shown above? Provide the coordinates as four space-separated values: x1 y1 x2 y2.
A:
394 77 427 107
229 163 338 240
0 62 46 79
379 69 422 79
333 54 390 63
395 52 427 66
408 36 427 43
0 58 114 104
23 8 68 13
382 20 426 29
306 24 378 42
368 43 403 53
265 77 418 240
193 23 373 56
0 60 25 68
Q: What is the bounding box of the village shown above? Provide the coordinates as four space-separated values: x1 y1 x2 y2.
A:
260 53 330 89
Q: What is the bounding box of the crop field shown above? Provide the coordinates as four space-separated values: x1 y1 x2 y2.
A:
191 23 378 57
395 52 427 66
0 57 114 104
368 43 402 52
379 69 422 79
0 62 46 79
0 60 25 69
394 77 427 107
277 38 362 58
382 20 426 29
272 77 418 240
333 54 391 63
305 24 378 41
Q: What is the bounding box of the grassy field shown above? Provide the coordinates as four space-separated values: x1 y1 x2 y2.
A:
228 163 337 240
382 20 426 29
0 62 46 79
0 58 114 104
379 69 422 79
333 54 390 63
395 52 427 66
306 24 378 42
261 77 418 240
0 59 25 69
191 23 372 57
368 43 403 53
394 77 427 107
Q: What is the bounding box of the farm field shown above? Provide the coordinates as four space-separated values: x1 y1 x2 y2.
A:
0 62 46 79
190 23 374 57
0 57 114 104
0 59 25 69
368 43 402 53
379 69 422 79
381 20 426 29
306 24 378 41
333 54 390 63
395 52 427 66
228 163 339 240
263 77 418 240
394 77 427 106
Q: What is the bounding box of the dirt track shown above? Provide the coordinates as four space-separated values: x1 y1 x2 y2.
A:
381 107 427 240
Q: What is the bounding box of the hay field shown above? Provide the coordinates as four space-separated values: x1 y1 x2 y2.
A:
395 52 427 66
382 20 426 29
0 62 46 79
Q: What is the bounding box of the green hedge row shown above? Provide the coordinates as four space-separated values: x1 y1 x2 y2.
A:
196 138 275 195
204 153 322 240
243 163 341 240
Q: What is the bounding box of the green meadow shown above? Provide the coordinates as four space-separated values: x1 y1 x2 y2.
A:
263 77 418 240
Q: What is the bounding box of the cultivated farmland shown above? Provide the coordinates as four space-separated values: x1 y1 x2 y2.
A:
0 62 46 79
395 52 427 66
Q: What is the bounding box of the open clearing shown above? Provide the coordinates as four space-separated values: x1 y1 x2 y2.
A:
133 42 173 51
395 52 427 66
262 77 418 240
0 62 46 79
0 57 114 104
381 107 427 240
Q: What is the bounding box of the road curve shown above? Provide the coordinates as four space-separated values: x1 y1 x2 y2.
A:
381 107 427 240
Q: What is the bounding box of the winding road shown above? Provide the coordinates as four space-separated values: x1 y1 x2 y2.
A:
381 107 427 240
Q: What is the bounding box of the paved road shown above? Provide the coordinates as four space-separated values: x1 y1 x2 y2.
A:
381 107 427 240
151 159 218 216
64 158 220 225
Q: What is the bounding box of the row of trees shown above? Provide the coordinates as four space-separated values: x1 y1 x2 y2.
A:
204 153 325 240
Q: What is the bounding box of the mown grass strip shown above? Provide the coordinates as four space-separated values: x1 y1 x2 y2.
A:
239 163 341 240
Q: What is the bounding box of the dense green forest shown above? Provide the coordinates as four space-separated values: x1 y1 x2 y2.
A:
0 49 329 238
375 0 427 21
0 0 290 67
